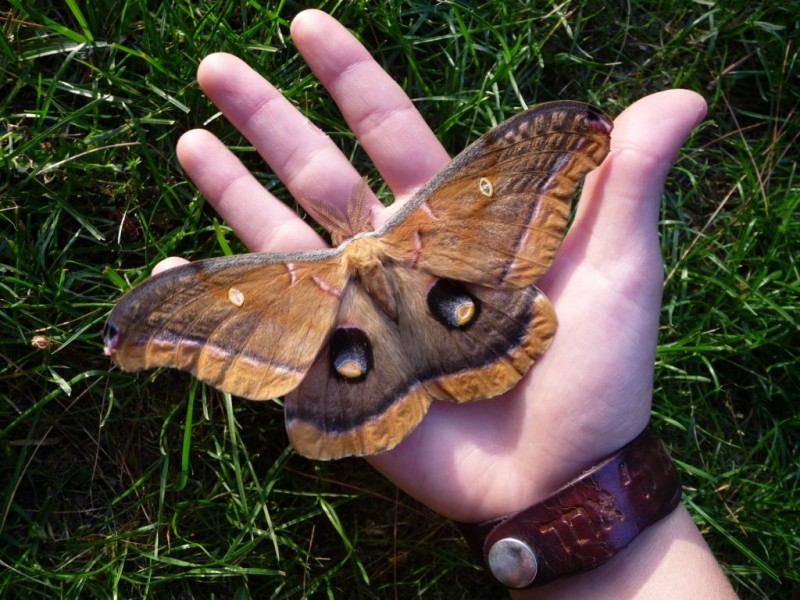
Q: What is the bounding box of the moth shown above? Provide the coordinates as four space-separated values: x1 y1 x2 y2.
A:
104 101 613 460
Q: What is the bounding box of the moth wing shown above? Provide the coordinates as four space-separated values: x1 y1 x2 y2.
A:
396 271 557 404
380 101 612 288
104 250 348 400
284 279 431 460
284 267 556 460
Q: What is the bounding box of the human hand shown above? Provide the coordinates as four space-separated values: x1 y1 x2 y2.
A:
167 9 707 524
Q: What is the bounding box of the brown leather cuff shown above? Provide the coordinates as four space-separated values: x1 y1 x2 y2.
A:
457 426 681 589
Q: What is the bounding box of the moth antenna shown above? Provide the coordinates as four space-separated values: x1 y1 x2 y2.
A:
303 178 375 247
302 196 350 244
344 178 374 242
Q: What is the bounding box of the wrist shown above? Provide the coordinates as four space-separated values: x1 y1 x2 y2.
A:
501 415 656 522
510 504 737 599
458 426 680 589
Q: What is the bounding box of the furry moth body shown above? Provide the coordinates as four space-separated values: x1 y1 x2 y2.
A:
104 101 613 459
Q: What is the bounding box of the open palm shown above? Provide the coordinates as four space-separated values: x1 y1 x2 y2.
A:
165 10 707 524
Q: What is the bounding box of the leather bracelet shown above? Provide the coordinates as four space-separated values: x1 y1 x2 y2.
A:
457 425 681 589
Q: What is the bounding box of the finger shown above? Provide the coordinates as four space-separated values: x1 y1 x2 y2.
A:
533 90 708 439
177 129 326 253
556 90 708 291
151 256 189 276
194 53 383 227
290 10 450 209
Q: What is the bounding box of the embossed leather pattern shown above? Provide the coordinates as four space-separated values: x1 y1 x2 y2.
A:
458 426 681 588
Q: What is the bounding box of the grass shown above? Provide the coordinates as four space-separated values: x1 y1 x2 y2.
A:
1 0 798 598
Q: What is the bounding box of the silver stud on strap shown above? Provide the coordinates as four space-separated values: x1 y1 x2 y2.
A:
487 537 539 588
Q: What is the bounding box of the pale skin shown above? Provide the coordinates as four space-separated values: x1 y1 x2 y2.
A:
158 9 738 599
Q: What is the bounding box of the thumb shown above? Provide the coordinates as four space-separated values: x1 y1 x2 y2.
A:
571 89 708 284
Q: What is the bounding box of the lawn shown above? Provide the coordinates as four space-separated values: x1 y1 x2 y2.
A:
1 1 798 598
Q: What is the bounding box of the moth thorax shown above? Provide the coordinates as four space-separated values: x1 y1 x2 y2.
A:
341 235 387 272
340 237 399 321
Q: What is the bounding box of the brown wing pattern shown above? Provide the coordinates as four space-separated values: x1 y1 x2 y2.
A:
380 102 612 288
104 251 347 400
285 279 432 459
284 267 557 459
